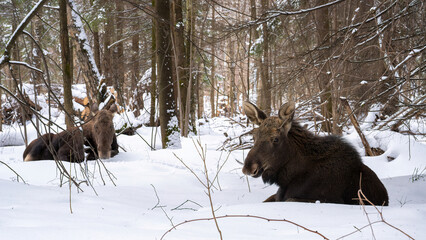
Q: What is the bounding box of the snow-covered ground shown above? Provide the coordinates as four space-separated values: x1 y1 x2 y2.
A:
0 101 425 239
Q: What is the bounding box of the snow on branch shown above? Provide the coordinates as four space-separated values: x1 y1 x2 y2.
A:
68 0 101 80
9 61 43 73
0 0 49 68
229 0 346 31
267 0 346 16
67 0 103 101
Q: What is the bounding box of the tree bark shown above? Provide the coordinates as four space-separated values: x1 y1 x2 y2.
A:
131 19 142 117
316 0 333 133
172 0 188 134
210 6 216 118
228 38 236 116
113 0 125 106
150 2 157 126
103 0 114 86
186 0 197 134
59 0 74 130
156 0 180 148
68 0 101 104
259 0 271 115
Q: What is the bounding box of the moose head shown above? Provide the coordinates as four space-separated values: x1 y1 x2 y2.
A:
90 103 118 159
242 101 296 183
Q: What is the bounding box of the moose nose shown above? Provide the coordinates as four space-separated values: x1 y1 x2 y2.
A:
99 151 111 160
242 163 259 176
242 167 249 175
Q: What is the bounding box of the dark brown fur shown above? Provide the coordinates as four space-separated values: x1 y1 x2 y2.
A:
23 128 84 162
242 102 389 206
23 104 119 162
83 104 119 160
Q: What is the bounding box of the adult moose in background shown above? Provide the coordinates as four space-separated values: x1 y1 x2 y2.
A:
83 103 119 160
23 128 84 162
242 101 389 206
23 103 119 162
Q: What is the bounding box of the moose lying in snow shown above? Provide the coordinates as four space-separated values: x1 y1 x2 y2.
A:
23 104 119 162
242 101 389 206
23 128 85 162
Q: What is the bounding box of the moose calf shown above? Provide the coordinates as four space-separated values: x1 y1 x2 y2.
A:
23 104 119 162
242 101 389 206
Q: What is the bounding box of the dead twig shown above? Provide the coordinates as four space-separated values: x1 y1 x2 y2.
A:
338 173 414 239
160 214 329 240
340 98 375 156
171 200 203 211
150 184 175 228
0 160 26 184
194 138 223 240
216 129 254 152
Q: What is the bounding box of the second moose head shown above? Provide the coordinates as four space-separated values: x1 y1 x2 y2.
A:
242 101 388 206
83 103 119 160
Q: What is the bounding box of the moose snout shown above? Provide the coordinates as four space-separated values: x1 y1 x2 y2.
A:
242 163 260 177
98 150 111 160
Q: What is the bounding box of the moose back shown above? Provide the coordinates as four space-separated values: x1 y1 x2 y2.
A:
23 104 119 162
242 101 389 206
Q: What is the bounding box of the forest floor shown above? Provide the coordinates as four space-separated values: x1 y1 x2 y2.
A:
0 86 425 239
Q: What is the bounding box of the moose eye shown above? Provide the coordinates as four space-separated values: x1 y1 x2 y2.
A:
272 137 279 143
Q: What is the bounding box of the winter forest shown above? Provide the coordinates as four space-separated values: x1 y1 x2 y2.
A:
0 0 425 239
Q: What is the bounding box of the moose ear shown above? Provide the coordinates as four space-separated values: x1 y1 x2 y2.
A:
108 104 118 114
243 101 267 125
278 101 295 135
91 103 99 114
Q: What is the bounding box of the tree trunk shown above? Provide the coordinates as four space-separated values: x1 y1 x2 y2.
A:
59 0 74 130
113 0 125 106
103 0 113 86
91 0 101 75
316 0 333 133
131 19 142 117
187 0 197 134
68 0 101 104
250 0 262 109
156 0 180 148
210 6 216 118
259 0 271 115
32 14 43 93
172 0 188 135
228 38 236 116
31 14 43 136
150 4 157 126
196 3 209 119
